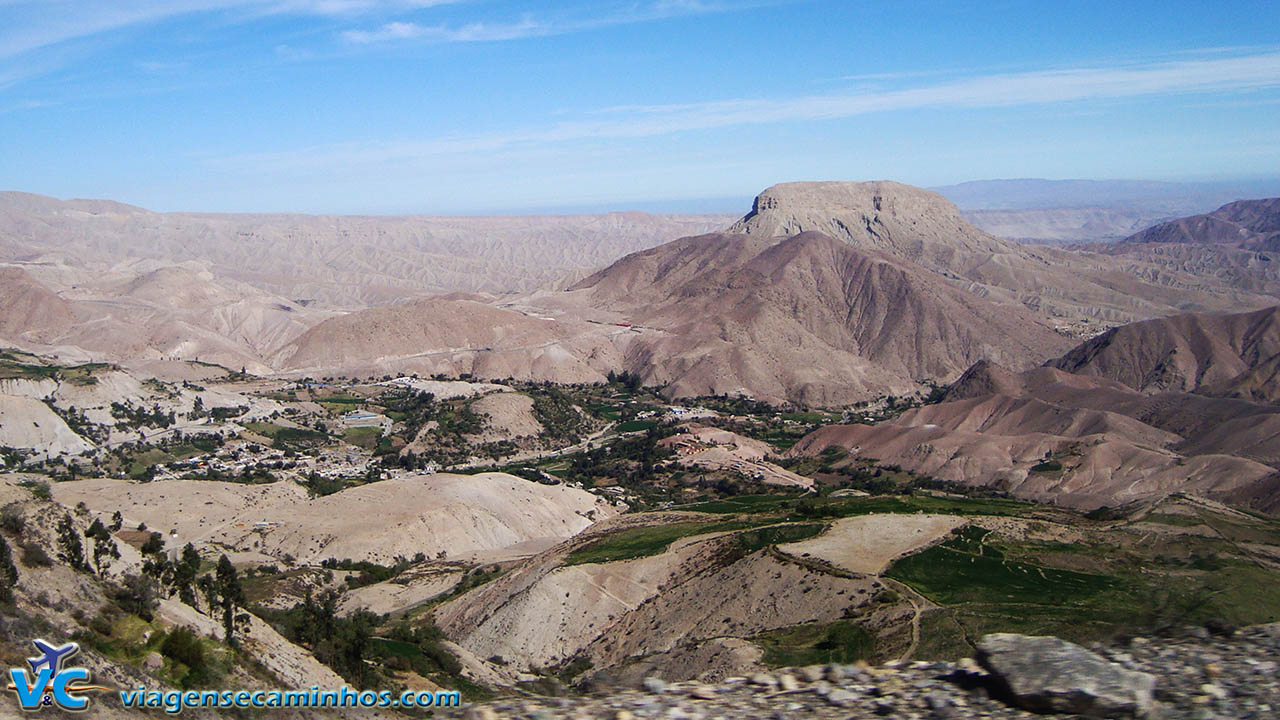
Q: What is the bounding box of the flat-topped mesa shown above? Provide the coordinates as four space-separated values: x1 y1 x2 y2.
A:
728 180 1013 266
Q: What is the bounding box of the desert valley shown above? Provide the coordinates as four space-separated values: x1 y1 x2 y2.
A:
4 2 1280 717
4 179 1280 718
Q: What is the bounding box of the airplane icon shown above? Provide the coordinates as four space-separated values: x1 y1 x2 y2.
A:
27 640 79 676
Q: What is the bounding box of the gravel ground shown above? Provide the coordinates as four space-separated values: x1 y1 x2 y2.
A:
442 624 1280 720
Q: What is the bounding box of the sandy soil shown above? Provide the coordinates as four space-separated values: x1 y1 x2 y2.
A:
465 392 543 443
338 567 464 616
51 472 617 565
0 393 95 455
777 513 968 575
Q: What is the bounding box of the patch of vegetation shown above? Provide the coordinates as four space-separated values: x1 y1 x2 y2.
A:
733 523 826 554
564 519 766 565
242 422 328 449
18 478 51 501
1030 460 1063 473
887 526 1115 605
753 619 876 667
529 386 596 446
1141 512 1205 527
342 426 382 450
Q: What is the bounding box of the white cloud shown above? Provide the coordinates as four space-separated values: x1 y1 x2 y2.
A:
339 0 779 46
0 0 460 59
216 50 1280 171
341 16 545 44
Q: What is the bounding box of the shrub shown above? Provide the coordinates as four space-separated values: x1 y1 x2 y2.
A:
161 627 206 672
0 504 24 535
18 479 50 501
18 538 52 567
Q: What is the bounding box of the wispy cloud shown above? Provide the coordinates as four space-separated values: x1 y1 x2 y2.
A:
217 49 1280 171
342 16 546 44
340 0 771 45
0 0 459 60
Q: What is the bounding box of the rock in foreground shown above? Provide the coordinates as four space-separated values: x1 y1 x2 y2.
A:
978 633 1156 718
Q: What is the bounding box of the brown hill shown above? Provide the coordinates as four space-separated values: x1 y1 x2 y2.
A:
0 267 75 342
1120 198 1280 250
569 230 1072 405
792 354 1280 511
1048 306 1280 397
0 262 322 373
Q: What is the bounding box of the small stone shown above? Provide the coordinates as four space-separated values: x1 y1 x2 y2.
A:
750 673 778 687
643 677 668 694
464 707 498 720
777 674 799 692
825 689 857 707
143 652 164 670
614 711 634 720
872 699 895 716
925 691 955 719
798 666 824 683
823 665 844 683
1200 683 1227 700
1205 662 1223 679
689 686 717 701
956 657 982 674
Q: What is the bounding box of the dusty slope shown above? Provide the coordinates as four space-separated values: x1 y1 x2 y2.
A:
0 393 95 455
567 230 1070 405
51 472 617 565
0 267 75 341
274 297 624 382
0 261 326 373
465 392 543 444
1048 306 1280 398
776 514 966 574
435 518 888 677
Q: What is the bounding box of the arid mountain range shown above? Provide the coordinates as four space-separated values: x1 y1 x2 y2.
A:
3 182 1280 406
0 191 733 306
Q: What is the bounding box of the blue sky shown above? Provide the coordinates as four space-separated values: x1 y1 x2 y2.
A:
0 0 1278 213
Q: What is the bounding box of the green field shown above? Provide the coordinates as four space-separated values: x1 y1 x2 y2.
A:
242 422 328 447
753 619 876 667
564 520 765 565
886 526 1115 605
616 419 658 433
342 426 382 450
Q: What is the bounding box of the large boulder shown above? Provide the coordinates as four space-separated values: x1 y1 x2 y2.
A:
977 633 1156 718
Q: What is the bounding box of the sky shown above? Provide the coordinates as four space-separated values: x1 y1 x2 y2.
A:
0 0 1278 214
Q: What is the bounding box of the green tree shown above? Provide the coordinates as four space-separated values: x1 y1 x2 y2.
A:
85 518 120 575
214 555 246 647
168 543 201 606
56 515 88 572
0 536 18 604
